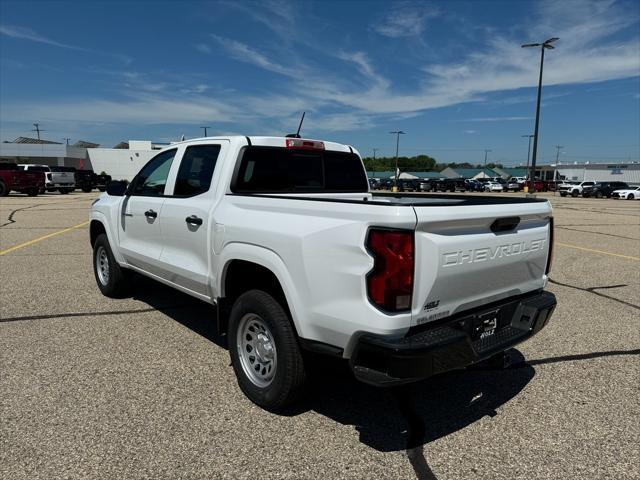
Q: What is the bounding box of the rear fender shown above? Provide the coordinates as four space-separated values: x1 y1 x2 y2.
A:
217 243 306 338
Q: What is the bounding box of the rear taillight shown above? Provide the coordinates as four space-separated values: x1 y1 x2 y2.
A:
545 217 554 275
366 228 414 313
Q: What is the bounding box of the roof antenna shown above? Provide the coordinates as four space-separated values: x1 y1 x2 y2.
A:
286 111 305 138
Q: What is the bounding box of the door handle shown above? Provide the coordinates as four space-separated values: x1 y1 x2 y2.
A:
144 209 158 219
185 215 203 226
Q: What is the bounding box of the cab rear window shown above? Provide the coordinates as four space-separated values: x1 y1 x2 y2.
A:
232 146 368 193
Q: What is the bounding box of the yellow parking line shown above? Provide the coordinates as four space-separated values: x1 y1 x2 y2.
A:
0 220 90 256
557 242 639 261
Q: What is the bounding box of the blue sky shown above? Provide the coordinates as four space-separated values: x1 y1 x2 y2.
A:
1 0 639 166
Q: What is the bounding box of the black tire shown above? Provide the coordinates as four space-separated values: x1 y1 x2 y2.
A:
628 194 635 200
228 289 306 410
59 188 69 194
82 187 92 193
98 187 106 192
596 191 603 199
93 233 130 298
27 187 38 197
571 190 579 197
560 192 566 197
0 180 8 197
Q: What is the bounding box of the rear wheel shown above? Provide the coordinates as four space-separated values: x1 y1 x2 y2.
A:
82 186 92 193
228 290 306 410
571 190 579 197
0 180 8 197
93 234 130 297
27 187 38 196
596 191 603 198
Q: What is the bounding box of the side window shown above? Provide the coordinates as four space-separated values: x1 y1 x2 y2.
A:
173 145 221 197
131 149 176 196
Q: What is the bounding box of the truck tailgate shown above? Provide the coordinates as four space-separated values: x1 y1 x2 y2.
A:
411 201 552 326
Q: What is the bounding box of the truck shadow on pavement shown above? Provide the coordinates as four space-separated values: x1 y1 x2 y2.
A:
304 355 534 453
126 275 536 479
119 276 638 480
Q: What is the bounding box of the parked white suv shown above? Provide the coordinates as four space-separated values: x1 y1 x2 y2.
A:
90 136 556 409
558 181 595 197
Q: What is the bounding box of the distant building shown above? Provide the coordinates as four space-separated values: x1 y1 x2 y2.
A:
367 171 444 179
0 136 91 169
0 136 171 179
440 167 500 179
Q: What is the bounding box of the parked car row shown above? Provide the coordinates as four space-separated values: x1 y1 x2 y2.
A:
369 176 551 193
0 162 111 196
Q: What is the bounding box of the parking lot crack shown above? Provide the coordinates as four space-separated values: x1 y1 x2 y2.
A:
394 388 439 480
556 226 640 241
0 304 191 323
0 204 44 228
549 279 640 311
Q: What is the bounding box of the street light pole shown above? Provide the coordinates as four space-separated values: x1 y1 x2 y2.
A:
389 131 405 191
522 37 559 194
522 134 534 189
553 145 564 193
483 149 492 177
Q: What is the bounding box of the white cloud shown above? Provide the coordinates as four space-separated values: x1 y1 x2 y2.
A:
1 95 240 126
195 43 211 54
0 24 132 64
464 117 533 122
464 129 477 134
373 2 440 38
2 0 638 136
210 35 298 77
0 24 86 50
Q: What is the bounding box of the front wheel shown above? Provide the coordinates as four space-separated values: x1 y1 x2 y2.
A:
27 187 38 197
0 180 8 197
628 194 635 200
228 290 306 411
93 234 130 297
571 190 579 197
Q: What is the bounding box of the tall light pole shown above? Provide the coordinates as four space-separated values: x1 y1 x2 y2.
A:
522 134 534 188
553 145 564 191
389 131 405 190
63 137 70 146
483 149 492 178
200 126 211 137
371 148 379 178
522 37 559 194
32 123 44 140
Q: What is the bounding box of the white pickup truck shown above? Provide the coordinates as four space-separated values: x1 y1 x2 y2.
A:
90 136 556 409
19 164 76 194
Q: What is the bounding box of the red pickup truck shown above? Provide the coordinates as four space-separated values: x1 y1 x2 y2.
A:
0 163 45 196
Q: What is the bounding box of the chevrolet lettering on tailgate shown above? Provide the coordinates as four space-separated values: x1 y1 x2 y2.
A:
442 238 547 267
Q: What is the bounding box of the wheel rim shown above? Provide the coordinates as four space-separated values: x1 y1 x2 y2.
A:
236 313 277 388
96 246 109 286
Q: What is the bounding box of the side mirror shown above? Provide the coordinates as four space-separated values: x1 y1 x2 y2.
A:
106 180 128 196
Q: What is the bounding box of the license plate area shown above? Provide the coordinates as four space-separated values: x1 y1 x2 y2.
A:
471 309 500 340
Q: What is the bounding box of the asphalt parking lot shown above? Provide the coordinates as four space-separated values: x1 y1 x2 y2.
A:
1 191 639 480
